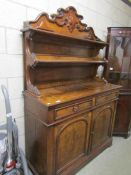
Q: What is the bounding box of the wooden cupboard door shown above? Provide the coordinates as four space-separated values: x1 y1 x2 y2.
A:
55 112 91 173
114 94 131 135
90 103 115 151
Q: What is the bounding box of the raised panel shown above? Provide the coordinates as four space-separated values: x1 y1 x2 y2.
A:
91 104 114 151
55 113 91 173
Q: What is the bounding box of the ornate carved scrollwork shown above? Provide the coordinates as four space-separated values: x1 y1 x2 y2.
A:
27 6 101 41
51 7 87 33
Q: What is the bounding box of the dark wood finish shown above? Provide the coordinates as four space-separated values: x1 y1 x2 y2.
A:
22 7 121 175
91 102 115 152
106 27 131 138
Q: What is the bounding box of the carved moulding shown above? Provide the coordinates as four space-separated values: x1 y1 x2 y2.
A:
24 6 101 41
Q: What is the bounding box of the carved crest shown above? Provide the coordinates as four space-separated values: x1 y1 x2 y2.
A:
51 7 87 33
26 6 100 41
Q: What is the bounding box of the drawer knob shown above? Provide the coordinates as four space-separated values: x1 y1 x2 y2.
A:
73 105 79 112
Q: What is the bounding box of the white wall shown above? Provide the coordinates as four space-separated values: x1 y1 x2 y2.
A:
0 0 131 151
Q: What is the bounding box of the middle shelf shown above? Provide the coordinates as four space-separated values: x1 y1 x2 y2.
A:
30 53 108 67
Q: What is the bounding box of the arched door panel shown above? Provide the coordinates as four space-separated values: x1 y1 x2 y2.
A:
91 103 115 151
55 112 91 173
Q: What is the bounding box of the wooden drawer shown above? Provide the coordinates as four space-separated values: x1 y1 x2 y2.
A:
96 92 118 105
55 99 93 120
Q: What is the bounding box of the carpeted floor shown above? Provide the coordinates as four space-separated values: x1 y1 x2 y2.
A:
76 136 131 175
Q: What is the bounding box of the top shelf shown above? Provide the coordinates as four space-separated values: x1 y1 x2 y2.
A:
22 27 107 47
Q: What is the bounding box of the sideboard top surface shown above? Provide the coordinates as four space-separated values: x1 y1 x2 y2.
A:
25 80 121 107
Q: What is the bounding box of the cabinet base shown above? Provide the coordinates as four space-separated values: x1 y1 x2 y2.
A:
113 132 130 139
28 138 112 175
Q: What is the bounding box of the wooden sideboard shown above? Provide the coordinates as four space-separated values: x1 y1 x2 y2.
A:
106 27 131 138
22 7 121 175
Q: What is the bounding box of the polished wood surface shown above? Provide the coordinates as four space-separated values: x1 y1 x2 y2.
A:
106 27 131 138
91 102 115 151
38 80 119 106
22 7 121 175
